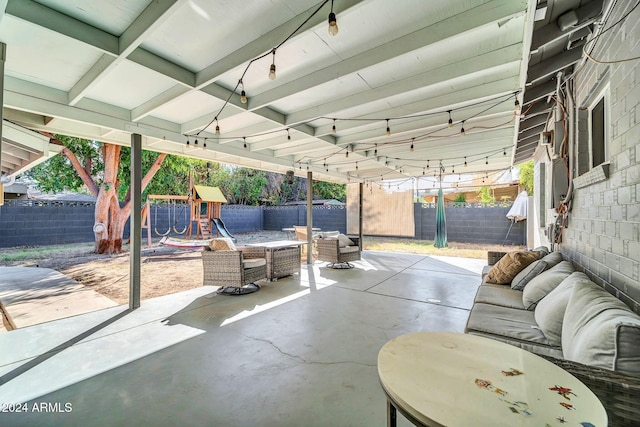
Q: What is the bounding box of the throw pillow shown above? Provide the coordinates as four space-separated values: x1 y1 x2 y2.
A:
540 251 563 269
209 237 236 251
485 251 540 285
321 231 340 239
534 272 591 346
511 260 548 290
521 261 574 310
337 234 355 247
562 280 640 376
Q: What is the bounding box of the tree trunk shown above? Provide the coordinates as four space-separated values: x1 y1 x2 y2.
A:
62 142 166 255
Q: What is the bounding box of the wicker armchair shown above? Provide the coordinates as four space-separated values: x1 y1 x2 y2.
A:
202 246 267 288
316 236 360 268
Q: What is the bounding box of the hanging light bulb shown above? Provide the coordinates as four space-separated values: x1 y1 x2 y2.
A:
447 110 453 128
374 144 378 156
287 128 291 141
203 140 207 149
194 138 199 147
215 118 220 136
332 119 337 134
328 0 339 36
243 137 248 151
514 98 521 114
346 150 349 158
503 149 507 156
452 167 455 174
464 157 467 167
485 157 488 165
410 138 414 152
427 160 430 169
356 162 359 171
239 79 247 104
268 50 277 80
386 119 391 136
460 120 465 135
186 137 190 147
422 167 425 175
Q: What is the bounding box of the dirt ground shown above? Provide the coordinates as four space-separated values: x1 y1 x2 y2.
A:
2 231 522 305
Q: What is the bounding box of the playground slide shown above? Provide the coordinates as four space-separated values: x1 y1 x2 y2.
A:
213 218 237 243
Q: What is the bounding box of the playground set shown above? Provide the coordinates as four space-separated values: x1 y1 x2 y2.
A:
141 183 236 248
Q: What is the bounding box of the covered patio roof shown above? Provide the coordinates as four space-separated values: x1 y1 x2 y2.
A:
0 0 536 184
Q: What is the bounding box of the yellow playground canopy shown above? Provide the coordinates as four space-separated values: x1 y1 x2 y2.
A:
193 185 227 203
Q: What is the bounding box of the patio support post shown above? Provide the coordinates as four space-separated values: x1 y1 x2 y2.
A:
307 170 313 264
129 133 142 309
0 42 6 199
359 182 363 251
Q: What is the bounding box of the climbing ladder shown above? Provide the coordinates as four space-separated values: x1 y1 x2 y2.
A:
198 218 213 239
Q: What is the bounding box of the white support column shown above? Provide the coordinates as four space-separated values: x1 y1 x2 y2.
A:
359 182 363 251
0 42 6 190
129 133 142 309
306 170 313 264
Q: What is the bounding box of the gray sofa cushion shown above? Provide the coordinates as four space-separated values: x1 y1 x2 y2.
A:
510 260 548 290
540 251 563 268
522 261 574 310
474 284 525 309
511 252 564 290
562 281 640 376
467 331 564 359
534 272 590 346
465 303 551 346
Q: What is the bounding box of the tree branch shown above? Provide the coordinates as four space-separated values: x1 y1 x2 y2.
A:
61 146 99 196
122 152 168 217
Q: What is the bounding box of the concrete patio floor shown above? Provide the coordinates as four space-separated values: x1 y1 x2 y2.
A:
0 250 485 427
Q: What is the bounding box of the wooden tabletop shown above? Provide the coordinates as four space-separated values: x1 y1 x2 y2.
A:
378 332 607 427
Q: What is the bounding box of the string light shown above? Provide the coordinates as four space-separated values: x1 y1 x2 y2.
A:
503 149 507 156
269 49 277 80
194 138 199 147
243 137 248 151
356 162 359 170
332 119 337 134
410 138 414 152
287 128 291 140
374 144 378 156
345 150 349 158
447 110 453 128
186 137 190 147
514 98 521 114
464 157 467 167
203 140 207 148
215 118 220 136
239 79 247 104
328 0 339 36
422 167 425 175
427 160 430 169
460 120 465 135
386 119 391 136
485 157 488 165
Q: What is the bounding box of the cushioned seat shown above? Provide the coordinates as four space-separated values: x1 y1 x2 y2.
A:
201 238 267 288
315 233 360 268
473 284 525 309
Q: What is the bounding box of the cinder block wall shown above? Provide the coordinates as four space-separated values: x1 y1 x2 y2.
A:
561 1 640 307
415 203 526 245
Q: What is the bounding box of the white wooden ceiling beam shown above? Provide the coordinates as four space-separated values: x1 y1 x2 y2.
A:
316 77 519 139
68 0 186 105
5 0 119 55
285 50 521 127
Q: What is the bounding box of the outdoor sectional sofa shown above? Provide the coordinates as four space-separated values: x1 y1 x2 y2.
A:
465 249 640 426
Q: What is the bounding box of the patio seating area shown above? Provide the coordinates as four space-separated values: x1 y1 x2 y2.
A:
0 250 484 426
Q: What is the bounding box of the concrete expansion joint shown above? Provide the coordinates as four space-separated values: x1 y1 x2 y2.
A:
240 333 376 367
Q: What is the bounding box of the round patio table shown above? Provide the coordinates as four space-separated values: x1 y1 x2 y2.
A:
377 332 606 427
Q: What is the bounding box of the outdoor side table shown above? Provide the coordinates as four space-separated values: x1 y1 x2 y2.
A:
377 332 606 427
247 240 305 281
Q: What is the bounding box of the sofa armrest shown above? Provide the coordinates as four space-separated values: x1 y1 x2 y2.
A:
538 354 640 425
239 246 266 260
487 250 508 265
